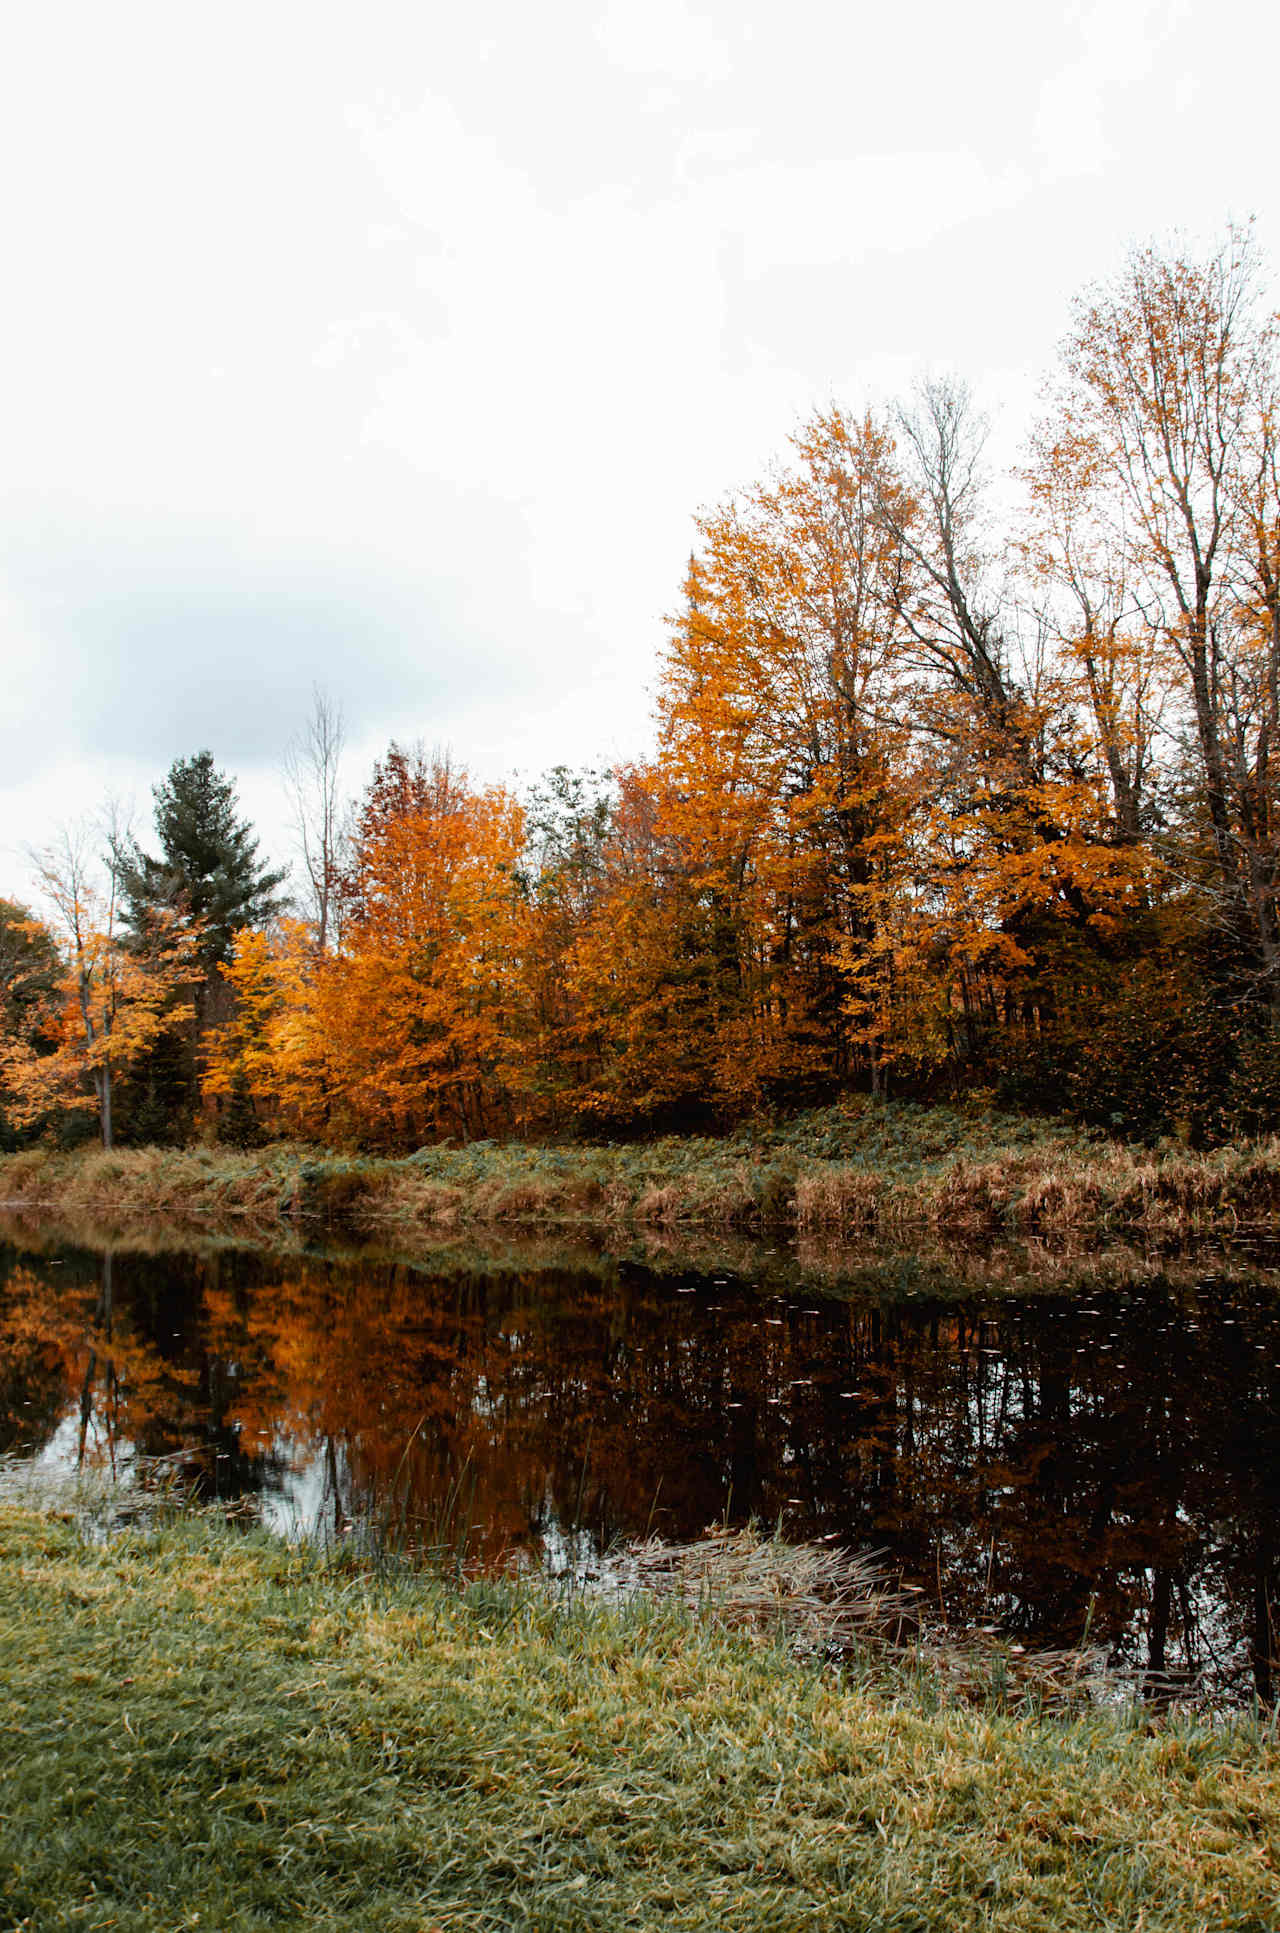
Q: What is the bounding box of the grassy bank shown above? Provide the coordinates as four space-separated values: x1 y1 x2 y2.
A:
6 1102 1280 1241
3 1506 1279 1931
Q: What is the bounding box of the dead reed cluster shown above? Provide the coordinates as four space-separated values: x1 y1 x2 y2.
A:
618 1524 909 1650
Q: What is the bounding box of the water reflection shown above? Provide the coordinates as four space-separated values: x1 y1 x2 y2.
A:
2 1225 1278 1702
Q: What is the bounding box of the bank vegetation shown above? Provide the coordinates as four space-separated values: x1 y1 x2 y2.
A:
6 1102 1280 1243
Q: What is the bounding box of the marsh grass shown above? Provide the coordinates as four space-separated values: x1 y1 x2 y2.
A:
609 1528 1174 1723
4 1504 1280 1930
620 1524 905 1635
7 1102 1280 1242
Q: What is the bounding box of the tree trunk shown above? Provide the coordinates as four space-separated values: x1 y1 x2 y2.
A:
95 1062 113 1148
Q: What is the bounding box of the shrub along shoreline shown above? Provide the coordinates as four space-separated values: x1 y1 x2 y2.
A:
3 1504 1278 1930
5 1103 1280 1242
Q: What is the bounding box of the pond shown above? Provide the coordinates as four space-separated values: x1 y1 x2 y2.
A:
2 1216 1279 1703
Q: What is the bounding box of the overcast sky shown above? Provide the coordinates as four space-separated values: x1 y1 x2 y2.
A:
1 0 1276 904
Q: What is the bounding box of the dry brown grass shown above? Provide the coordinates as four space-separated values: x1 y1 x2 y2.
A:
8 1115 1280 1243
634 1181 684 1225
369 1172 467 1226
0 1144 292 1226
621 1524 911 1650
793 1169 885 1233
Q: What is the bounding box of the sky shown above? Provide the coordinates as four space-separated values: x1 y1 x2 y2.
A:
1 0 1276 906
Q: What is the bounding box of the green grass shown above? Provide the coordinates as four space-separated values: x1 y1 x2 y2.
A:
5 1100 1280 1240
3 1506 1279 1930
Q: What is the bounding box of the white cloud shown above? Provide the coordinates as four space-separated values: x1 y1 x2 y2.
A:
1 0 1276 898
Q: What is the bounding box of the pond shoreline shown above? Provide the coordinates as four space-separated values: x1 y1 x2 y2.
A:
5 1103 1280 1241
3 1503 1278 1929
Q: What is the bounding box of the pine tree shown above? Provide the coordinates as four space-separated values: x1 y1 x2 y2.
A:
112 753 285 1139
121 752 286 970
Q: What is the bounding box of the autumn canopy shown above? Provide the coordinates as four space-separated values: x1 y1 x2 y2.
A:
6 228 1280 1150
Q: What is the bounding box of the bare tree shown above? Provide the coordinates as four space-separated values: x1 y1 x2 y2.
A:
883 378 1018 723
34 822 119 1146
283 686 347 951
1021 425 1167 845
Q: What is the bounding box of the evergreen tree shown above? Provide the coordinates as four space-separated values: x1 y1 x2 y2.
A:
121 752 286 970
113 754 285 1141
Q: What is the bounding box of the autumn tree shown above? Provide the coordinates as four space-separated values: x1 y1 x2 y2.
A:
0 901 60 1041
864 378 1154 1083
646 391 1152 1106
335 747 529 1143
211 747 531 1147
514 765 617 1125
560 761 760 1126
1037 225 1280 1017
0 901 61 1147
0 827 200 1147
202 919 328 1144
645 412 921 1107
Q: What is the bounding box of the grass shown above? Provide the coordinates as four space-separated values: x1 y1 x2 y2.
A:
4 1505 1280 1930
7 1101 1280 1242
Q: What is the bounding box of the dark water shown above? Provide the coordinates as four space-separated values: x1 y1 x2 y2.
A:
3 1222 1279 1701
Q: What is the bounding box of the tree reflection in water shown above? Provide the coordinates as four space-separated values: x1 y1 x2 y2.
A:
0 1245 200 1481
2 1230 1277 1701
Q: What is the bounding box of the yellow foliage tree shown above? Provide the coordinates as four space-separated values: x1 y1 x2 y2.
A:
202 919 328 1140
1 828 200 1147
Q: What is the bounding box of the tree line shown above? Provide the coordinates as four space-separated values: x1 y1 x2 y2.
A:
4 227 1279 1150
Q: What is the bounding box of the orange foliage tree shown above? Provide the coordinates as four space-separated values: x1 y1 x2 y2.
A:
872 379 1156 1081
198 228 1280 1145
1 829 200 1147
558 761 767 1126
510 765 617 1127
211 749 529 1146
650 411 915 1104
638 394 1152 1105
